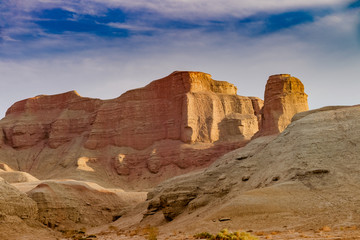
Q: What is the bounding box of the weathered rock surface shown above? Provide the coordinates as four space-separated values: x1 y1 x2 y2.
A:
0 162 14 171
0 178 37 220
4 71 258 150
0 71 266 188
0 178 57 240
138 105 360 232
25 179 146 229
0 71 307 189
257 74 308 136
0 170 39 183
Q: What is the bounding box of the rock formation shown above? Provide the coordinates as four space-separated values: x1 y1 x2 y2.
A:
0 177 58 240
4 71 260 150
0 71 307 189
0 168 147 238
26 180 146 229
137 105 360 233
0 171 39 183
257 74 309 136
0 70 329 239
0 178 37 221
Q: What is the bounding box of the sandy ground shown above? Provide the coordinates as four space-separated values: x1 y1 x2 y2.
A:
56 225 360 240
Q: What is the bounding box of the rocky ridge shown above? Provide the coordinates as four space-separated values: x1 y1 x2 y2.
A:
0 71 307 189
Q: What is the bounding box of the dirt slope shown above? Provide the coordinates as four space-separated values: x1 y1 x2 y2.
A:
105 105 360 237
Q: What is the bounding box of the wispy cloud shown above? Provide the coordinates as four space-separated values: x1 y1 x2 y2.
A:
87 0 345 19
0 0 348 55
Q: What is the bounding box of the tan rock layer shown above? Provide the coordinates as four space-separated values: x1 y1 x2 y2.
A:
257 74 308 136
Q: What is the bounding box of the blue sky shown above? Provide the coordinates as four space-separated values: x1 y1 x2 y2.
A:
0 0 360 116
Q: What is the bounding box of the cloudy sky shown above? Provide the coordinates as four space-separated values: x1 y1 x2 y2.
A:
0 0 359 116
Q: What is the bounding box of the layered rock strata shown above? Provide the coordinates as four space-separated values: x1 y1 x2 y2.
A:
26 180 146 229
0 71 307 189
4 71 260 150
257 74 309 136
0 178 57 240
141 105 360 231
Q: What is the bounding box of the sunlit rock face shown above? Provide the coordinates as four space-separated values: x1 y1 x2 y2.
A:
257 74 309 136
83 71 260 150
0 71 306 189
4 72 259 150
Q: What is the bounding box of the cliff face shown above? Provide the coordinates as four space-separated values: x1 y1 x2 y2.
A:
83 71 258 150
0 71 307 189
0 71 265 189
4 72 259 151
257 74 309 136
4 91 101 149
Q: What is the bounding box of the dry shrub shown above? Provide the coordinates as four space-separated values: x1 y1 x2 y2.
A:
194 229 259 240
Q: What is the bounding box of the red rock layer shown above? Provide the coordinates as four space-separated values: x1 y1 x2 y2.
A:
0 72 308 189
0 71 263 188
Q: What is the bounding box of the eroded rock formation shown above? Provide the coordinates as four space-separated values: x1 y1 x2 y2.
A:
26 180 146 229
0 71 307 189
0 178 57 240
4 72 260 150
257 74 309 136
141 105 360 232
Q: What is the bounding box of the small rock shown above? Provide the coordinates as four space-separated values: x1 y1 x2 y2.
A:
236 156 248 161
219 217 231 222
86 235 97 239
218 175 226 181
272 176 280 181
242 176 250 181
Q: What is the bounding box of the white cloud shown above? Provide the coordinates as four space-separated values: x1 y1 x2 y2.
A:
107 22 155 31
88 0 346 18
4 0 347 19
1 9 359 118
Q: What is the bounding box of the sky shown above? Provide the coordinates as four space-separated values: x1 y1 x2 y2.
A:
0 0 360 117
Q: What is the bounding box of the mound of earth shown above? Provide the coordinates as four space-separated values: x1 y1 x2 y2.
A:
103 105 360 236
0 170 39 183
0 168 147 238
0 177 57 240
16 179 146 230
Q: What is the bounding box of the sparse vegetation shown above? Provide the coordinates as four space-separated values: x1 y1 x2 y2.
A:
194 232 213 239
194 229 258 240
59 228 98 240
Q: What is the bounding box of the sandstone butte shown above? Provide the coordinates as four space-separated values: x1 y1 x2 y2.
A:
0 71 308 189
